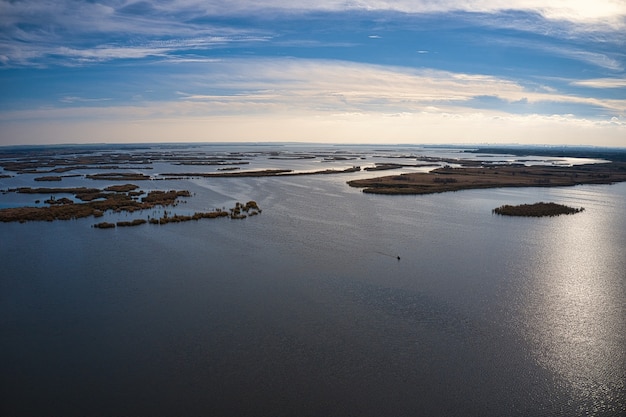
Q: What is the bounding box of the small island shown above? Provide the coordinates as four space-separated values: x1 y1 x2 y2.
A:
93 201 261 228
493 202 584 217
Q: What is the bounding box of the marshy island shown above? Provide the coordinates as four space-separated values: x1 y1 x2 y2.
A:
347 162 626 195
492 202 585 217
0 183 261 227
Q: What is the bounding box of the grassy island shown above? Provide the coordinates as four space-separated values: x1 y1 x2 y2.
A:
348 162 626 194
93 222 116 229
493 202 584 217
0 186 191 223
87 172 151 181
34 176 63 182
364 163 438 171
161 166 361 178
0 182 262 228
94 201 261 228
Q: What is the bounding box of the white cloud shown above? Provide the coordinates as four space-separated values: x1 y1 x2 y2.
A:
2 58 624 146
2 105 624 147
5 58 624 119
571 78 626 89
0 0 270 66
548 48 623 72
1 0 623 67
164 59 626 115
59 96 112 104
163 1 626 29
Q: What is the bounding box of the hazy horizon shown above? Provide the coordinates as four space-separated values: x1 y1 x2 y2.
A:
1 1 625 147
1 141 626 151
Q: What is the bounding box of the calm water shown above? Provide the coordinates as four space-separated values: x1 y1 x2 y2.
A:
1 145 625 416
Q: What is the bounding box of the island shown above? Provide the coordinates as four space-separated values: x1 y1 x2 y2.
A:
0 184 261 227
347 162 626 194
492 202 584 217
160 166 361 178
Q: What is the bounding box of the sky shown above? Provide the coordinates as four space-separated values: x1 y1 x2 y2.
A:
0 1 625 147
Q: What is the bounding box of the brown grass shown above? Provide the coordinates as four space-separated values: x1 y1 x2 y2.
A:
34 176 63 182
0 187 191 223
493 202 584 217
93 222 116 229
348 162 626 194
116 219 148 227
161 166 361 178
87 172 151 181
105 184 139 192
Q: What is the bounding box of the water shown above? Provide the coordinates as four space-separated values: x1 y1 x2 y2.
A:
1 145 624 416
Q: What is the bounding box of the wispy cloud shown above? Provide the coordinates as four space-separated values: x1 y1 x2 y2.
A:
5 57 622 118
571 78 626 89
479 35 624 72
59 96 111 104
1 1 624 68
0 0 271 67
547 47 624 72
2 102 623 146
189 1 626 35
160 1 626 27
164 59 626 116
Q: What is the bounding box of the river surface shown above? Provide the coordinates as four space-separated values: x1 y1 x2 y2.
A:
1 144 624 416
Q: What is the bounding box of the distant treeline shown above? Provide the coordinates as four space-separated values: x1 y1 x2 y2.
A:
467 146 626 162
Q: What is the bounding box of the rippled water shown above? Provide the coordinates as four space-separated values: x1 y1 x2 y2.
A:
1 145 624 416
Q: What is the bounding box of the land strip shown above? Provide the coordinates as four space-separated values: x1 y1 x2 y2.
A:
161 166 361 178
347 162 626 194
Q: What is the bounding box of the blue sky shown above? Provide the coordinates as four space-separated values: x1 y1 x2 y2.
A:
1 1 625 146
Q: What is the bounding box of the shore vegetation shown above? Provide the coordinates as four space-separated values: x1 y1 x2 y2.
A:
348 162 626 194
0 186 191 223
493 202 584 217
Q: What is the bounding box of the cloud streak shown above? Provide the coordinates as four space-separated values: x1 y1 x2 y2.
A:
165 59 626 116
0 0 270 66
4 58 623 119
1 1 624 67
571 78 626 89
161 1 626 27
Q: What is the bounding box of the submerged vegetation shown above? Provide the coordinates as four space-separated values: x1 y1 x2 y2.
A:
493 202 584 217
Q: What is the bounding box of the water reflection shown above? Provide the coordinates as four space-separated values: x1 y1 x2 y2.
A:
522 199 626 414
